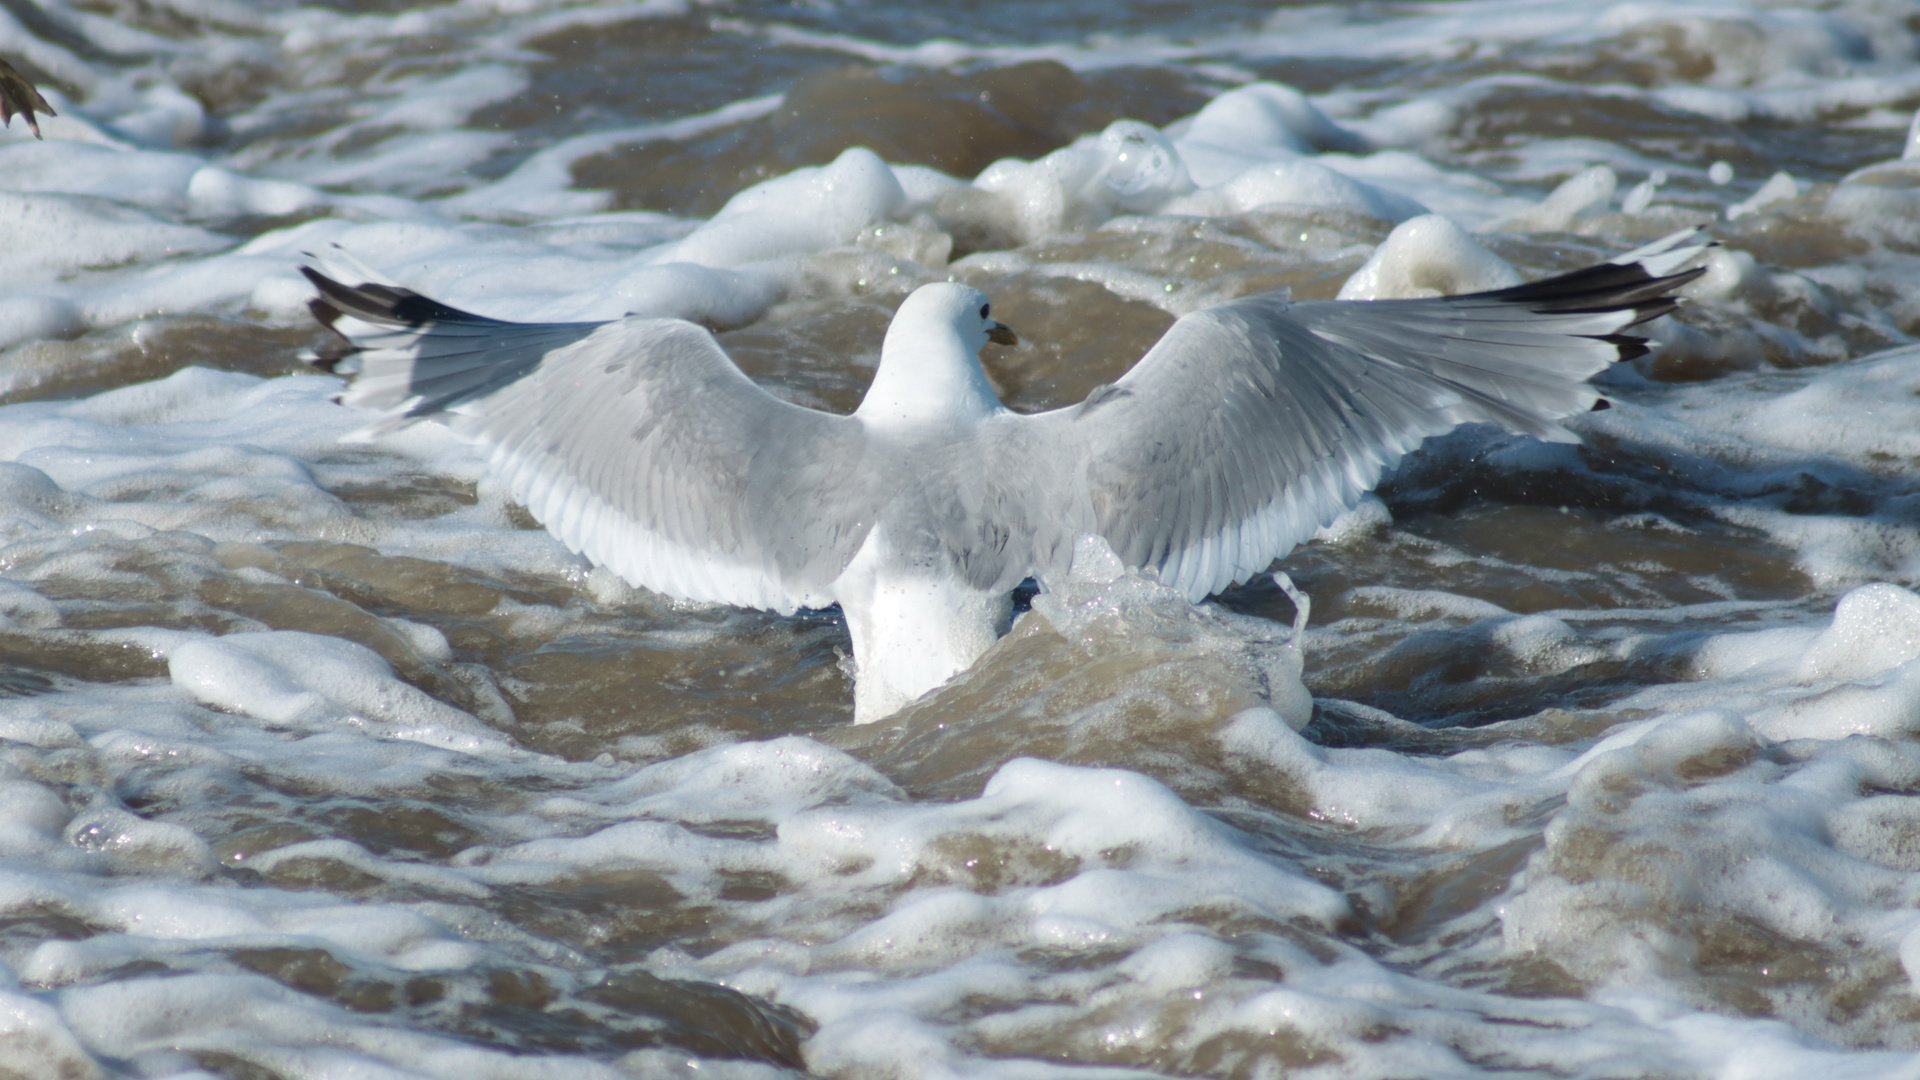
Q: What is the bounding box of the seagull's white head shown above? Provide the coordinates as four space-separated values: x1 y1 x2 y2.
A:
888 282 1019 354
858 282 1019 430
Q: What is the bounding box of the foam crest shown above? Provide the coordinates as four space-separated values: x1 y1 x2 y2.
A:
1172 83 1367 186
1029 535 1310 729
1336 213 1521 300
168 631 508 755
668 147 908 269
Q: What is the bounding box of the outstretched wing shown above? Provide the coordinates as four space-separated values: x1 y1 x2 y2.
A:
305 269 875 613
1008 231 1711 601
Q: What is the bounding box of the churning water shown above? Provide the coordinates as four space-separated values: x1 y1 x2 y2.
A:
7 1 1920 1076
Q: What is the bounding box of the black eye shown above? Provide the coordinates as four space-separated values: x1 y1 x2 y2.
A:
979 304 990 319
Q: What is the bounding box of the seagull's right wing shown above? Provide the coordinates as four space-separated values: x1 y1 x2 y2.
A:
1006 231 1711 601
305 269 875 613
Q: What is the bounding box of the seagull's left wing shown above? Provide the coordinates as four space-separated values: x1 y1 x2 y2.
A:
1002 232 1711 601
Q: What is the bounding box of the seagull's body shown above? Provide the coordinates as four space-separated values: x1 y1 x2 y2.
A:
305 231 1707 722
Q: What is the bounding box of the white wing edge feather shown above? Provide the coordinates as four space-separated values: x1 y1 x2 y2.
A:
1608 227 1715 276
1155 420 1425 604
307 244 401 289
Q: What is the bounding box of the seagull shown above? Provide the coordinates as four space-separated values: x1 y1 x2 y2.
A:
303 230 1708 723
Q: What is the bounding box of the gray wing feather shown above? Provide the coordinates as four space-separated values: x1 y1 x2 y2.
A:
1009 253 1705 602
305 270 873 612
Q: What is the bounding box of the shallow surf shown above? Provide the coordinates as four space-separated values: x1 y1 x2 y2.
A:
6 0 1920 1076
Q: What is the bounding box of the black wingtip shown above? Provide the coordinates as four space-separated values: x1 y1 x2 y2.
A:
297 264 498 329
1585 332 1654 363
1467 248 1707 365
300 272 363 372
1477 263 1706 315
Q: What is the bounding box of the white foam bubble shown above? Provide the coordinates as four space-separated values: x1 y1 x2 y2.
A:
0 190 225 291
1165 157 1423 222
1727 170 1800 219
669 147 908 269
0 296 82 351
1488 164 1617 232
1172 82 1365 187
1336 213 1521 299
168 631 510 755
